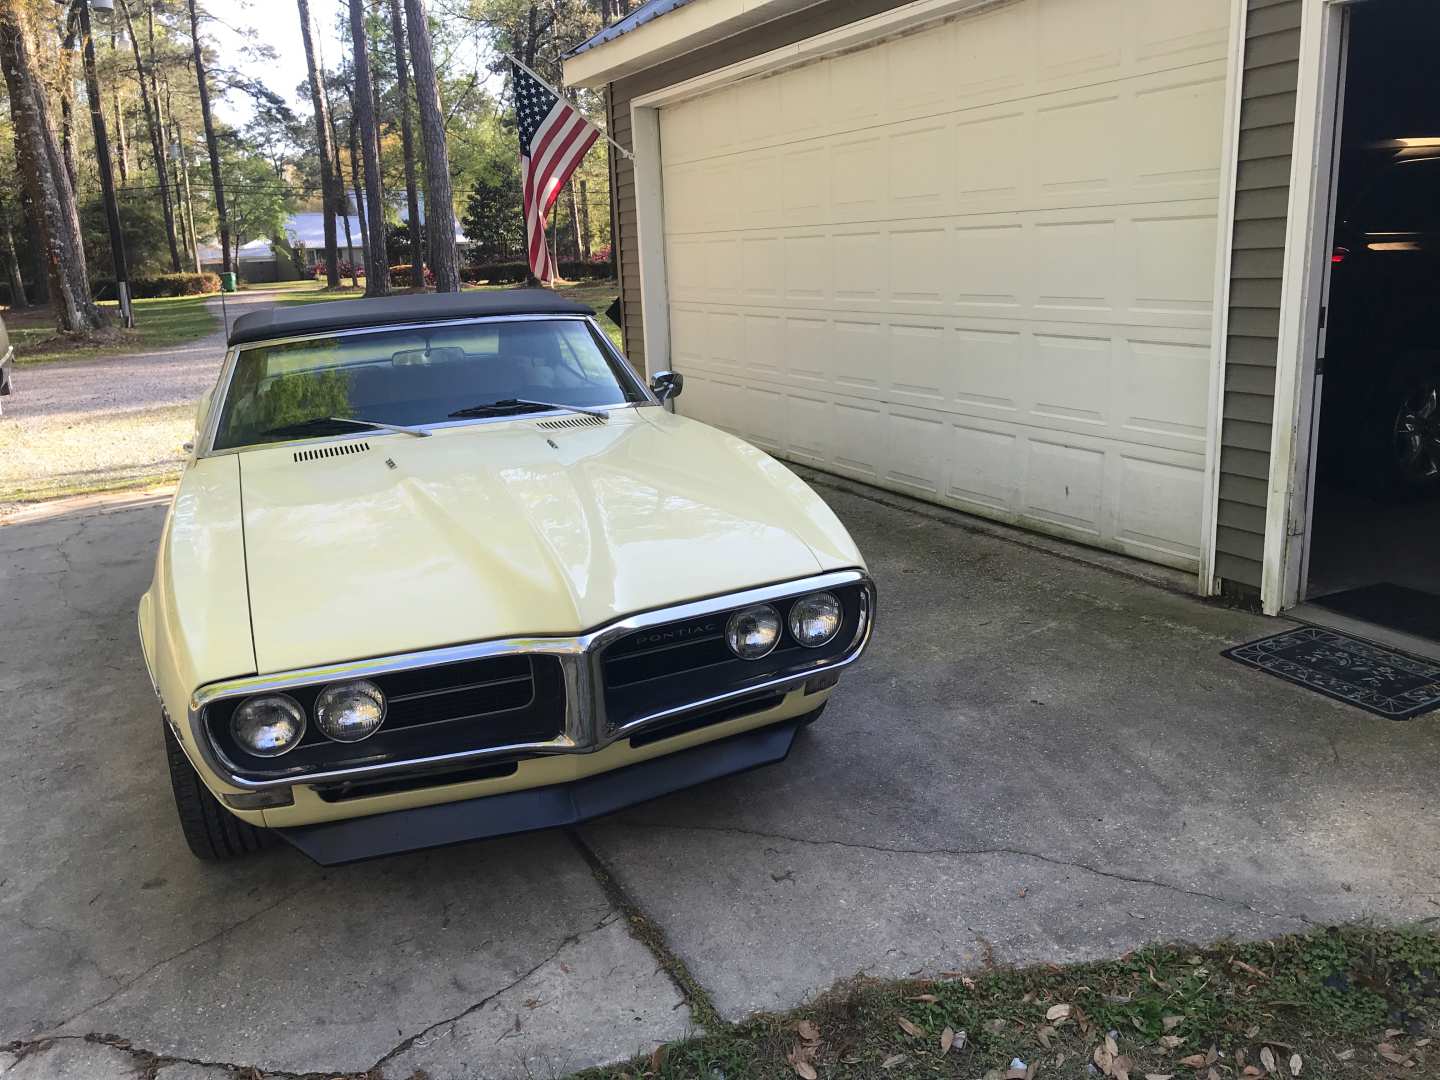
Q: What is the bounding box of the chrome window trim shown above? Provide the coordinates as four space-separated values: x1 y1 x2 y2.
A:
198 314 657 459
188 569 874 790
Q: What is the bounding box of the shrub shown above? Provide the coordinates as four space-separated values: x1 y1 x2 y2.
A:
92 272 221 299
461 260 615 285
389 263 437 289
309 260 364 281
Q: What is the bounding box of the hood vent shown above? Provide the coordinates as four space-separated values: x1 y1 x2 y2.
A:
535 414 607 431
294 440 371 463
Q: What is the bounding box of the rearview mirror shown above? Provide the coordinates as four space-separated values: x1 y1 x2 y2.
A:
650 370 684 403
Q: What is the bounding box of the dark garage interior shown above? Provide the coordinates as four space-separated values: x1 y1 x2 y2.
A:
1303 0 1440 646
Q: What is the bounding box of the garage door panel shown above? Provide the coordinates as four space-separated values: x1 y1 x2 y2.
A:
1024 439 1106 535
660 0 1227 570
1029 333 1110 428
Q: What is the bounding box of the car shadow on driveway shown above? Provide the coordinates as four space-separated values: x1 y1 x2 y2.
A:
2 483 1436 1078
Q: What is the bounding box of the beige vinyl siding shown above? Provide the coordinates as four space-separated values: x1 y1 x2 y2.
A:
604 0 909 367
1215 0 1302 589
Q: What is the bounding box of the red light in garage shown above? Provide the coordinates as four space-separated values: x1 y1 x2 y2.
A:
1332 246 1349 264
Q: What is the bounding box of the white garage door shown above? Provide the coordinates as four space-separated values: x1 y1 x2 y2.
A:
658 0 1231 570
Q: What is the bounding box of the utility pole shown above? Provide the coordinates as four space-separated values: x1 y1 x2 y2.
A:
76 0 133 327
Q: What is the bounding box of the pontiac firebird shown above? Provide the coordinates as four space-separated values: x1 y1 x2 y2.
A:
138 290 875 864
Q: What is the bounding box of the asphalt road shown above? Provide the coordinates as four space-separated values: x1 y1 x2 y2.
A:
2 459 1438 1078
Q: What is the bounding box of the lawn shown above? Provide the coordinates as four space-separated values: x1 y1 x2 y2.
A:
578 924 1439 1080
266 277 625 351
5 294 219 366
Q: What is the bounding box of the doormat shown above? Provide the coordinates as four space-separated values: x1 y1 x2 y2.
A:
1223 626 1440 720
1310 582 1440 644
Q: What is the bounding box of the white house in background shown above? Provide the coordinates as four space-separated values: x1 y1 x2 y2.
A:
198 200 471 282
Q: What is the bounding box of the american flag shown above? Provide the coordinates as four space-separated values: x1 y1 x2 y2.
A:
513 59 600 282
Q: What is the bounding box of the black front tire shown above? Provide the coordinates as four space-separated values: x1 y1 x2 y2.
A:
797 702 828 727
163 715 276 860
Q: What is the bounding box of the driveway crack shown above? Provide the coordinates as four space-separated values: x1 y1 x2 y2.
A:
612 821 1317 926
368 910 618 1074
47 878 320 1032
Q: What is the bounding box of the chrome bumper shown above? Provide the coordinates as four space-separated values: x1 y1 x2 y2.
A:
189 569 874 791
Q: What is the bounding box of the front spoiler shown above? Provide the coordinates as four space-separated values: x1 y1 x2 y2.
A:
276 719 801 865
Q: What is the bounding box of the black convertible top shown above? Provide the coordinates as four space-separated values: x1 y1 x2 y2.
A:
227 288 594 347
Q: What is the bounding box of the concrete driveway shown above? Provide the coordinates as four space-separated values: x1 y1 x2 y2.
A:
2 480 1437 1079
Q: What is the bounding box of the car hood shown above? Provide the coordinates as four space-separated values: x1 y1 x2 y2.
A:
237 409 861 673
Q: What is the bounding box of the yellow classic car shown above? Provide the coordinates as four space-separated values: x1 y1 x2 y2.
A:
138 290 874 864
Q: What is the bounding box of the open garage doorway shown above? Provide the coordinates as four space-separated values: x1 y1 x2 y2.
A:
1298 0 1440 652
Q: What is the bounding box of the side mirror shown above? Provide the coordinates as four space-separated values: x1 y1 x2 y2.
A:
650 370 684 403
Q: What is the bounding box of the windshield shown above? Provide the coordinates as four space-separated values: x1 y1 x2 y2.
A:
212 317 647 451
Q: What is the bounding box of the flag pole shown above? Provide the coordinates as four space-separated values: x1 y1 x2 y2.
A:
506 53 635 161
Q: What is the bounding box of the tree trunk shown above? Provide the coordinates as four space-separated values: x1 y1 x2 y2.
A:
186 0 230 275
403 0 459 291
577 178 592 260
118 0 181 272
387 0 423 288
0 6 102 331
347 116 370 279
297 0 340 289
328 107 358 288
348 0 388 296
21 191 47 304
109 19 129 184
0 197 28 309
58 51 80 198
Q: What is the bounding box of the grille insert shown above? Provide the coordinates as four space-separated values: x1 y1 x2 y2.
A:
535 414 607 430
294 441 371 463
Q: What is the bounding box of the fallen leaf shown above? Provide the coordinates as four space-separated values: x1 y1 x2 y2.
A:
1113 1054 1133 1080
1378 1043 1409 1064
792 1061 817 1080
1160 1035 1185 1050
881 1053 905 1069
1289 1052 1302 1076
1208 1070 1222 1080
988 1018 1009 1034
1233 959 1269 979
649 1043 666 1072
1163 1015 1185 1032
1417 1038 1432 1048
1179 1054 1209 1068
1246 1025 1261 1039
1005 1068 1028 1080
1095 1044 1114 1073
940 1026 955 1053
1037 1025 1054 1048
898 1017 922 1038
1387 1029 1405 1038
1335 1049 1354 1061
1145 1075 1175 1080
1242 1069 1263 1078
797 1020 819 1042
1047 1003 1073 1021
1107 1033 1121 1057
1206 1047 1220 1066
1260 1046 1276 1074
909 993 938 1004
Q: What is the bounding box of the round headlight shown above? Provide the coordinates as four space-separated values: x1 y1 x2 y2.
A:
314 680 387 743
231 694 306 757
788 592 842 648
725 604 782 660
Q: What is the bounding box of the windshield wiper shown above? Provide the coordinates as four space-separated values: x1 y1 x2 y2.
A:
447 398 610 421
259 416 431 439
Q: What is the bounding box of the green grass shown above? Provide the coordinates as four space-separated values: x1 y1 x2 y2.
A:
577 925 1439 1080
7 294 219 366
269 278 625 351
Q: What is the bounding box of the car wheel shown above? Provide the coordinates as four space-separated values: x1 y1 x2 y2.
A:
797 702 827 727
163 715 276 860
1386 365 1440 497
